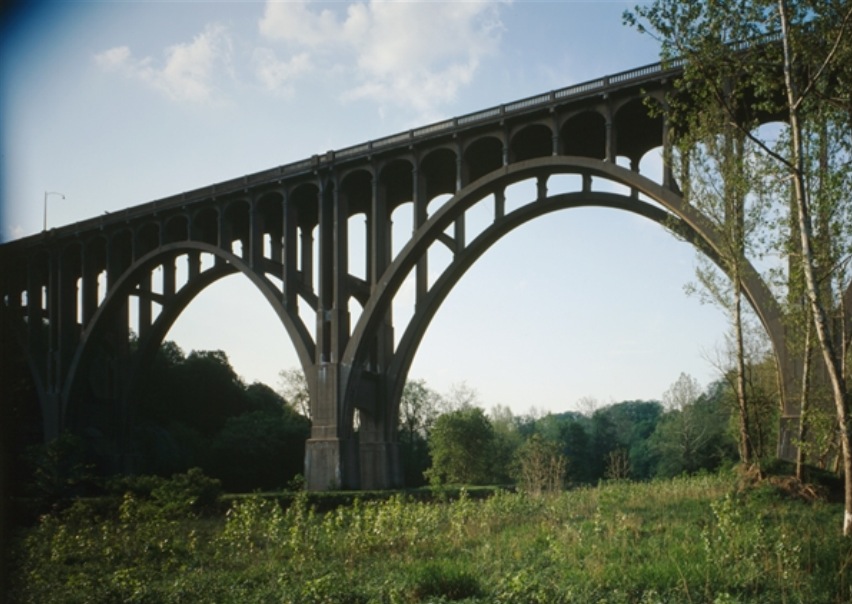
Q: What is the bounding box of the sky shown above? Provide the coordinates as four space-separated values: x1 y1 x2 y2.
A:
0 0 736 416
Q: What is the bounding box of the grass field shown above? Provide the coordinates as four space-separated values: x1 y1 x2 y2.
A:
6 471 852 603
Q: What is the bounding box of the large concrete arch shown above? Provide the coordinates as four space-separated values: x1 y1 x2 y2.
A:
341 157 789 467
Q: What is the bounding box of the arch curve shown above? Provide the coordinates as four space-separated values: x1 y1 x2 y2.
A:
342 155 787 430
62 241 316 420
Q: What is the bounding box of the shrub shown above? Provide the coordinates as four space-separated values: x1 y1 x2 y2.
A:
407 560 483 601
150 467 222 515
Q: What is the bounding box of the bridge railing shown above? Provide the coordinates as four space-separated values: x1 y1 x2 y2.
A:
4 48 749 245
329 57 684 160
4 30 790 248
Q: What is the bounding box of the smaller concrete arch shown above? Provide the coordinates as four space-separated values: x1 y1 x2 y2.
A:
463 135 504 184
163 214 189 245
255 189 285 216
60 239 83 271
420 148 457 201
136 222 161 257
222 199 251 257
614 96 664 169
510 122 553 162
561 110 607 160
340 169 374 217
84 234 108 273
337 164 376 190
288 182 321 230
191 206 219 246
109 229 134 275
378 158 415 210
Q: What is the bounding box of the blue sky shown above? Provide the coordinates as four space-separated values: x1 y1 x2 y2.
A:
1 0 733 415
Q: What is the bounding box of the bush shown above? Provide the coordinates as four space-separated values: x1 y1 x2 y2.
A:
407 560 483 601
107 468 223 515
151 467 222 515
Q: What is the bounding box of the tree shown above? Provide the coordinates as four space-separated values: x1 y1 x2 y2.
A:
663 373 703 412
278 368 311 417
626 0 852 534
589 409 619 481
512 434 567 496
558 419 592 484
399 379 442 486
206 405 310 492
652 379 737 477
425 407 494 486
133 343 310 491
489 405 523 484
582 401 664 481
178 350 249 434
442 381 480 412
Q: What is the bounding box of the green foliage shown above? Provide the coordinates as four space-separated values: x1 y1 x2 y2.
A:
426 406 495 486
106 468 222 516
625 0 852 530
407 559 483 601
149 467 222 514
399 379 442 487
207 407 309 491
24 433 97 505
123 342 310 492
651 381 738 477
512 434 567 496
8 473 851 603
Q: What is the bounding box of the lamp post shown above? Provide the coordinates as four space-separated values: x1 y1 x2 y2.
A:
43 191 65 231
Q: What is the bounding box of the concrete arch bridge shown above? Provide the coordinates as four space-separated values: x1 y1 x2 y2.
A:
2 58 847 489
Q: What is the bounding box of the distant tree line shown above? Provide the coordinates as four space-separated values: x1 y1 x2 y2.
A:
17 340 786 499
406 372 750 490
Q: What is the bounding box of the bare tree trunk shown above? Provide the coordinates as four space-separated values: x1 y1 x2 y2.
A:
733 269 754 468
796 320 812 481
727 128 754 470
779 0 852 535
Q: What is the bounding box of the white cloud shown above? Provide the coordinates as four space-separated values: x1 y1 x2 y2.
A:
94 46 132 70
258 0 507 116
94 2 507 113
253 49 312 97
259 0 346 48
94 24 233 103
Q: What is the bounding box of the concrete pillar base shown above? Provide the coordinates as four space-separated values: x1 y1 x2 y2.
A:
305 437 358 490
359 440 402 490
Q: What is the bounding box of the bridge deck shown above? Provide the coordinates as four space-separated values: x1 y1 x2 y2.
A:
0 56 684 250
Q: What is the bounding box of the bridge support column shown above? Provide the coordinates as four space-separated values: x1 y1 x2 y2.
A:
305 435 359 491
359 440 401 490
358 411 402 490
304 362 359 490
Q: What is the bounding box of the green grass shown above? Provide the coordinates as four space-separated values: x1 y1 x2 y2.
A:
6 472 852 603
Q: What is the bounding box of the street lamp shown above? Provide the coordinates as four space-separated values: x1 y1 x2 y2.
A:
43 191 65 231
